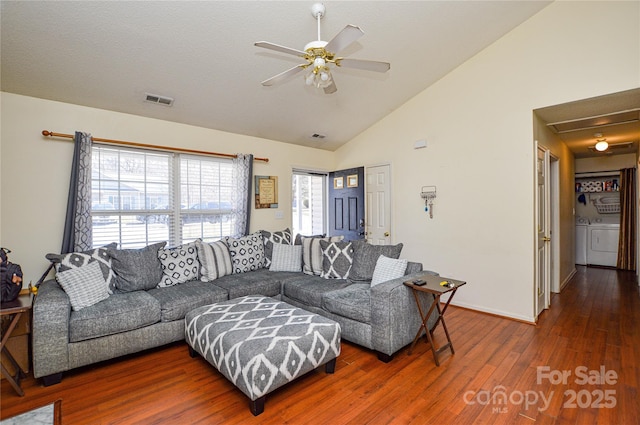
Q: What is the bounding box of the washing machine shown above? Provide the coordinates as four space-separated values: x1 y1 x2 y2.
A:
587 217 620 267
575 217 588 265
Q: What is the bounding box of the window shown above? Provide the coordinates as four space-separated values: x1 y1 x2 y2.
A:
292 170 326 236
91 145 236 248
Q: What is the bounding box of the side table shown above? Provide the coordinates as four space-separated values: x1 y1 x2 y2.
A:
404 275 466 366
1 293 33 396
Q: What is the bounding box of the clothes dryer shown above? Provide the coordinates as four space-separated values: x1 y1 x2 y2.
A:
587 217 620 267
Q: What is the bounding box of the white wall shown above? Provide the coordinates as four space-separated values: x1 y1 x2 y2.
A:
0 93 334 283
334 1 639 322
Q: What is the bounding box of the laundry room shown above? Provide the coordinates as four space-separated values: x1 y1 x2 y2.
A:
575 153 636 268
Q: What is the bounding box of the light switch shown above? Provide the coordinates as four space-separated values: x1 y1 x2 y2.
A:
275 211 284 220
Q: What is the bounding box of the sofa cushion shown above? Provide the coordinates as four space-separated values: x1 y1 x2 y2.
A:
157 241 199 288
223 232 265 274
69 291 161 342
55 261 110 311
349 241 403 282
261 228 292 268
371 255 408 287
319 240 354 279
300 236 343 276
46 242 117 294
269 244 302 272
282 274 352 308
107 242 166 292
196 240 233 281
322 283 372 324
212 268 282 299
147 280 228 322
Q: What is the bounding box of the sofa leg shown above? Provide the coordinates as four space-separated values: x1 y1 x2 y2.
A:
376 352 393 363
41 373 62 387
325 358 336 374
188 346 198 358
250 396 265 416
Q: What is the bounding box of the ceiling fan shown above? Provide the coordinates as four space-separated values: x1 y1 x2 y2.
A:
254 3 390 94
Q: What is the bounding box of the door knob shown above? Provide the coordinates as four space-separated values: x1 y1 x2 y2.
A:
384 232 390 237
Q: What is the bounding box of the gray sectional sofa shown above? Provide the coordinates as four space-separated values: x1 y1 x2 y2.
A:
32 232 438 386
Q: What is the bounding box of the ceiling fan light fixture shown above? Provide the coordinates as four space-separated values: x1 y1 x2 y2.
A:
595 140 609 151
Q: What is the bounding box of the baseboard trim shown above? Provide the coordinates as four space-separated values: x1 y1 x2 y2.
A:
446 301 536 325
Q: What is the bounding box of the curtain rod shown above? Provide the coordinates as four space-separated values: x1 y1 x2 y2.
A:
41 130 269 163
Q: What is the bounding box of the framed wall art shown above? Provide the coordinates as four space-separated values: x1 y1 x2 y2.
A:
347 174 358 188
255 175 278 209
333 176 344 189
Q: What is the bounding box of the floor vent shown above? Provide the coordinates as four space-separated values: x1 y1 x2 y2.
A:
144 93 174 107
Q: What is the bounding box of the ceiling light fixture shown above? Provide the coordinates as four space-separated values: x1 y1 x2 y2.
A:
594 132 609 151
595 140 609 151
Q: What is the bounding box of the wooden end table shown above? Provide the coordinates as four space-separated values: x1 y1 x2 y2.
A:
404 275 466 366
1 293 33 396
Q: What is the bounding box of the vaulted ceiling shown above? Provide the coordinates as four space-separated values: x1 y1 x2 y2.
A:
1 1 551 151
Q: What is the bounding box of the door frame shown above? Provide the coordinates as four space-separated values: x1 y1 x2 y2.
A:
535 144 559 318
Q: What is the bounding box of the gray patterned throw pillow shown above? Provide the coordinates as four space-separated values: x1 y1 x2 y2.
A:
261 228 292 268
157 241 200 287
223 232 265 274
46 242 117 294
319 239 354 279
300 236 344 276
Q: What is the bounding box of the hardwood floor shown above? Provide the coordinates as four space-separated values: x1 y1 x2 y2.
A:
2 266 639 424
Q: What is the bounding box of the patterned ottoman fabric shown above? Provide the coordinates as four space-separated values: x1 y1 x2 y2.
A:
185 296 341 415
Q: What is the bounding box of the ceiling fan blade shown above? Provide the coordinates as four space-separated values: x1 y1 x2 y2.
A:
261 65 306 86
323 79 337 94
324 24 364 54
336 58 390 73
254 41 307 57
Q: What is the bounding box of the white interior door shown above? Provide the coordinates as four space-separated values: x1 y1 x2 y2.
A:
536 146 551 316
365 165 391 245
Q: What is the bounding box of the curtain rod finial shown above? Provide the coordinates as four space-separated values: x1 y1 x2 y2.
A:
42 130 52 137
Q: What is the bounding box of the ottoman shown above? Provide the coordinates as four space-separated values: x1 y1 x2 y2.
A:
185 295 341 415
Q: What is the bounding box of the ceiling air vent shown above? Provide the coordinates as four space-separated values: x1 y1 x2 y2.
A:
310 133 326 139
144 93 174 107
547 109 640 133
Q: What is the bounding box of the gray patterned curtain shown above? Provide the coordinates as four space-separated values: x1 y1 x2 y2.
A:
617 168 636 271
61 132 93 253
231 154 253 237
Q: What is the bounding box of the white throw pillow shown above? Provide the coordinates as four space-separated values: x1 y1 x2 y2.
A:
371 255 408 287
55 261 110 311
269 244 302 272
